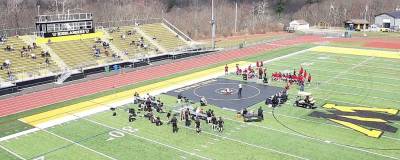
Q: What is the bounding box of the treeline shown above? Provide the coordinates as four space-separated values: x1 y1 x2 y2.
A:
0 0 399 39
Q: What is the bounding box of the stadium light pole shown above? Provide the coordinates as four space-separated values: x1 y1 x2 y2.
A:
211 0 216 49
234 0 238 33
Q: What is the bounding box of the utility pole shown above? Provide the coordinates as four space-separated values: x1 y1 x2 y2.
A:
234 0 238 33
211 0 216 49
55 0 58 15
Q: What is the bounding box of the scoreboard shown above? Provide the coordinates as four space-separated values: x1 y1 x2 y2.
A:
36 13 95 37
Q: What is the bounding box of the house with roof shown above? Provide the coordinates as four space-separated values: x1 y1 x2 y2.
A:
375 10 400 29
344 19 369 31
289 20 310 30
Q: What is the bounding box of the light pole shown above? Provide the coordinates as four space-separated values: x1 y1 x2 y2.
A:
235 0 238 33
211 0 216 49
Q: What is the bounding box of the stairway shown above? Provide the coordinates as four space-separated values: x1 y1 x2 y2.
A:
101 29 127 60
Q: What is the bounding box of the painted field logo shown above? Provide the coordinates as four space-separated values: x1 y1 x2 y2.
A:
309 104 400 138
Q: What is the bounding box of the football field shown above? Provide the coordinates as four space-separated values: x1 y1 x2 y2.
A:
1 45 399 160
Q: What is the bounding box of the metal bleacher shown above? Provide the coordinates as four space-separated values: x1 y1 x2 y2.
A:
47 38 117 69
139 23 188 51
0 36 58 81
107 26 156 60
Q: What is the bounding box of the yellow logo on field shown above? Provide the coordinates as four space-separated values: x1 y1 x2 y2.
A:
309 104 399 138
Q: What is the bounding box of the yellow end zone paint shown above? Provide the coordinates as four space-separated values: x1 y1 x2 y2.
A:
36 31 104 44
322 104 399 115
310 46 400 59
339 116 387 123
19 61 251 126
329 119 383 138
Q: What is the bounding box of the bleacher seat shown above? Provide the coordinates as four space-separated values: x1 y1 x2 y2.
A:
48 38 117 69
108 26 156 59
0 36 58 81
139 23 188 51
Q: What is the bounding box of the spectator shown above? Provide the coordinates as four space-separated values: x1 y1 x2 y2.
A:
45 58 50 65
1 59 11 70
31 53 37 60
32 42 37 49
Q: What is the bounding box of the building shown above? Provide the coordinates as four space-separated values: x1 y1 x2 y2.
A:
374 11 400 29
289 20 310 30
344 19 369 31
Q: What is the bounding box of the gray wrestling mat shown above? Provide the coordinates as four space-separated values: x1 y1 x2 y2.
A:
166 78 283 111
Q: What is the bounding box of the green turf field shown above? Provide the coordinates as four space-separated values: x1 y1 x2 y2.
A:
0 45 399 160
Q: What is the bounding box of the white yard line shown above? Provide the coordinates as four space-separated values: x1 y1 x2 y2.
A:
264 112 400 142
310 56 375 92
82 116 212 160
0 144 26 160
269 58 400 81
223 117 400 160
313 88 400 103
41 129 117 160
308 51 400 64
322 82 400 95
298 52 400 72
176 122 309 160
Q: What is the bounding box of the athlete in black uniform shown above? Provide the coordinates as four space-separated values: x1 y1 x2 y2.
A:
195 118 201 134
169 116 179 133
211 116 217 131
184 108 191 126
217 117 224 132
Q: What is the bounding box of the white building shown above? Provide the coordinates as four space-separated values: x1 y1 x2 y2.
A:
289 20 310 30
375 11 400 30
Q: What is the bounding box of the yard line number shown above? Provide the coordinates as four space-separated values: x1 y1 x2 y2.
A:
106 126 138 141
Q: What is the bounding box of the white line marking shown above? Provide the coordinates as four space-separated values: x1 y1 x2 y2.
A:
224 117 399 160
193 149 201 152
265 112 400 142
178 123 309 160
82 117 211 160
0 144 26 160
41 129 117 160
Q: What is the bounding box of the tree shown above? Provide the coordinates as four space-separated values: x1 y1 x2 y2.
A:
275 0 285 18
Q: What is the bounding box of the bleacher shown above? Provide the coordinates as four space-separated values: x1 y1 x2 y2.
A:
107 26 156 59
0 36 58 81
47 38 118 69
0 21 196 87
139 23 188 51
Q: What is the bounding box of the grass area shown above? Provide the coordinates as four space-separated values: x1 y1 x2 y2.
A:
352 31 400 38
0 44 314 138
1 44 399 160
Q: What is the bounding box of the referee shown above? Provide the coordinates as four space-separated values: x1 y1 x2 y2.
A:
238 84 242 97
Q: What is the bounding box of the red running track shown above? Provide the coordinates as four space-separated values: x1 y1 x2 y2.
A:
0 35 324 117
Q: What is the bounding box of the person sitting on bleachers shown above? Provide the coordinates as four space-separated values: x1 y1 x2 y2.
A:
47 39 52 44
123 50 128 56
127 30 132 35
104 49 110 57
5 45 14 51
121 34 126 40
20 50 26 57
152 36 157 40
1 59 11 70
27 45 32 51
32 42 37 49
41 51 46 58
95 38 102 43
130 40 136 46
0 35 5 44
45 57 50 65
143 44 148 50
102 41 109 48
31 53 37 60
